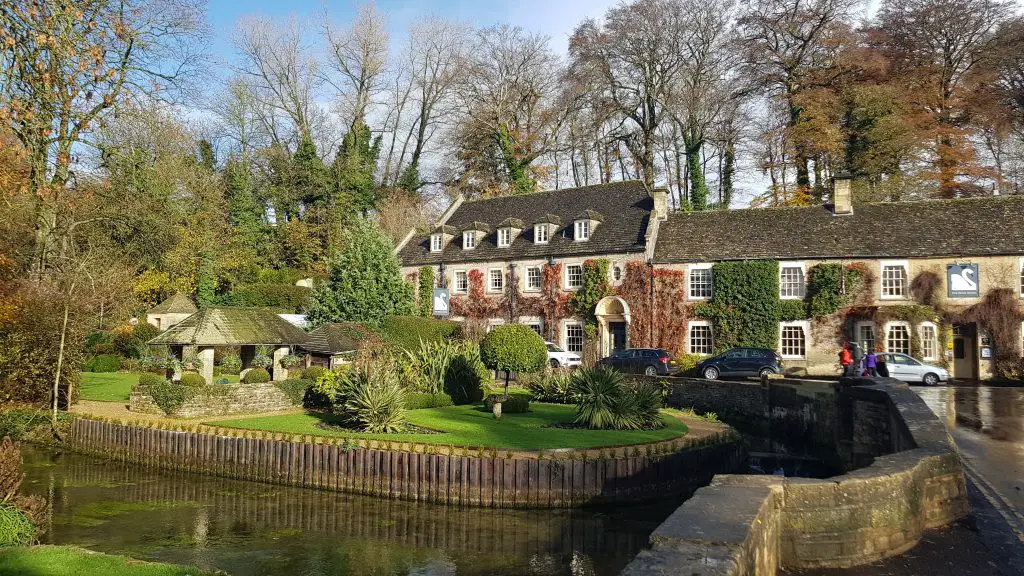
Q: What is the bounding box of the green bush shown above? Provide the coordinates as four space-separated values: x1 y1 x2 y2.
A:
242 367 271 384
83 354 121 373
479 325 547 391
483 394 530 413
523 368 574 404
148 381 195 415
0 409 51 442
217 283 312 312
137 373 166 387
343 366 406 433
84 331 114 355
250 349 274 369
0 504 36 546
672 354 705 376
274 379 312 405
219 354 242 374
376 316 462 352
570 367 664 430
178 372 207 387
400 339 486 405
405 392 455 410
301 366 327 381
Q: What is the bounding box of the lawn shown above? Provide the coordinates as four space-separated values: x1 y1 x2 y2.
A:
0 546 220 576
80 372 240 402
207 404 688 450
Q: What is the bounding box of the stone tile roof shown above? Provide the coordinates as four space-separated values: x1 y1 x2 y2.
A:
300 322 368 355
397 181 653 266
146 292 198 315
653 195 1024 263
147 308 308 346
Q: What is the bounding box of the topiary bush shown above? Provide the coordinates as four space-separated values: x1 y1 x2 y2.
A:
178 372 207 387
137 373 166 387
302 366 327 381
242 367 271 384
405 392 455 410
219 354 242 375
274 379 313 405
570 367 664 430
83 354 121 373
484 394 530 413
479 324 548 395
148 381 195 415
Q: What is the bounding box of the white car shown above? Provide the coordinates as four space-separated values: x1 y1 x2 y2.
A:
545 342 581 369
878 353 949 386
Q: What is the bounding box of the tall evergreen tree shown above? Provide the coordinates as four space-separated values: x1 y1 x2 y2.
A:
290 135 332 213
332 119 382 216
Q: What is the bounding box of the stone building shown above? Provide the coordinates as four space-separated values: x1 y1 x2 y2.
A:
396 178 1024 380
145 292 197 331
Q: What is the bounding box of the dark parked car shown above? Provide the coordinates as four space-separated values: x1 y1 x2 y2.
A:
597 348 677 376
697 348 783 380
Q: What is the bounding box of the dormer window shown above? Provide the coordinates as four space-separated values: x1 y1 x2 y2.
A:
463 231 476 250
574 220 590 241
430 234 443 252
535 224 549 244
498 228 512 248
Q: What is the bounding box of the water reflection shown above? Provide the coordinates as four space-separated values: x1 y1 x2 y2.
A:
20 447 672 576
915 386 1024 443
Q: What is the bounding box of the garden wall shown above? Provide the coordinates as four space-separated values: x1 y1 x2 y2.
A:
68 418 744 508
130 382 296 418
622 378 968 575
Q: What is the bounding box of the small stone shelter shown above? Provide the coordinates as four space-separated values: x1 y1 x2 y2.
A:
300 323 366 369
148 308 308 384
145 292 197 331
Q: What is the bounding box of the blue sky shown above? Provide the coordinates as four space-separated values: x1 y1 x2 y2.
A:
205 0 620 65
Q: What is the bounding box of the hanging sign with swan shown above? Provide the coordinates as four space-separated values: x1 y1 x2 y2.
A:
947 263 980 298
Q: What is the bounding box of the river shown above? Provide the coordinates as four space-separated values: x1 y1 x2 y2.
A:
19 446 674 576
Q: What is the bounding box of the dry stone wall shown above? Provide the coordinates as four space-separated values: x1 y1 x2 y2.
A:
130 382 296 418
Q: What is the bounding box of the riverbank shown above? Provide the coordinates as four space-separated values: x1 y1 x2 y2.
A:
0 545 221 576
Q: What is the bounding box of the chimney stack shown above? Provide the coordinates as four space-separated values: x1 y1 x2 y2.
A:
650 186 669 221
832 174 853 215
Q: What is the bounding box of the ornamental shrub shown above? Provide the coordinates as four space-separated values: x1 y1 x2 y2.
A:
274 379 313 405
523 368 574 404
278 354 304 369
400 339 486 404
84 354 121 373
376 316 462 352
148 381 195 415
137 373 165 387
250 351 273 370
307 366 352 409
484 394 530 413
672 354 705 376
242 367 271 384
178 372 207 387
343 365 407 433
417 266 435 317
219 354 242 374
570 367 664 430
301 366 327 381
479 325 547 394
305 217 415 328
405 392 455 410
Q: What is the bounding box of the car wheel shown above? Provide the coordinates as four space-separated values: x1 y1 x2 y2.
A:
759 367 775 379
644 365 658 377
923 373 939 386
703 366 720 380
549 359 560 369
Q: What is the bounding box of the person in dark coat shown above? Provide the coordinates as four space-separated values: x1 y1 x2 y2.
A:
876 354 890 378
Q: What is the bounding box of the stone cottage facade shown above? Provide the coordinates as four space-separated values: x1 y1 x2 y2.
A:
396 179 1024 380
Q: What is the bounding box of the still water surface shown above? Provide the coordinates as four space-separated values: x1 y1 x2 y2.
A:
20 446 673 576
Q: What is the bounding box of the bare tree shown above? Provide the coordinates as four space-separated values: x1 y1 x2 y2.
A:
323 4 389 130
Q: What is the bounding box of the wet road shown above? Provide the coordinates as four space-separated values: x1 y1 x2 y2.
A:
915 385 1024 573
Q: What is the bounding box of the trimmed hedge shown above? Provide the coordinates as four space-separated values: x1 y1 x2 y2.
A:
484 394 530 414
273 379 313 405
217 283 312 312
178 372 207 387
479 325 548 375
405 392 455 410
242 368 271 384
375 316 462 352
137 373 166 387
83 354 121 373
148 381 194 415
301 366 327 381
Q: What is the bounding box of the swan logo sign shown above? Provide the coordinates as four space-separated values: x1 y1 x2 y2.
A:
947 264 979 298
432 288 451 317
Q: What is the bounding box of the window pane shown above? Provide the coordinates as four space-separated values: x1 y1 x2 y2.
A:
535 225 548 243
463 232 475 249
920 325 937 360
567 265 583 288
455 271 468 293
526 267 542 290
566 324 584 353
690 268 713 299
887 324 910 354
780 326 806 357
689 325 714 355
858 324 876 353
780 267 805 298
489 270 503 291
881 265 907 297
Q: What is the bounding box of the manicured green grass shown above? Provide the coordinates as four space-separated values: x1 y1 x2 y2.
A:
80 372 138 402
79 372 240 402
0 546 220 576
207 404 688 450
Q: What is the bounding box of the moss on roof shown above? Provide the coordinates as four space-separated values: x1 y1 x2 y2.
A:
301 322 368 354
147 308 308 346
146 292 198 315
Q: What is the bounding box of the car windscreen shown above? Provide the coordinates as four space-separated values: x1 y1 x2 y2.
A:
546 344 564 352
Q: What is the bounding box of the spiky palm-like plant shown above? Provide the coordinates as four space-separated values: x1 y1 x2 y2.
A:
570 366 626 429
344 367 407 433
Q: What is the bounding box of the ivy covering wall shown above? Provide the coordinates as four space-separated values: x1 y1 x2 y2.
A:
693 260 785 351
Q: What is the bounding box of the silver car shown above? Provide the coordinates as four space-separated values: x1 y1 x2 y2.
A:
878 353 949 386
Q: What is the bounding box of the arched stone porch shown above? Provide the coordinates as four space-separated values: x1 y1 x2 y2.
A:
595 296 631 358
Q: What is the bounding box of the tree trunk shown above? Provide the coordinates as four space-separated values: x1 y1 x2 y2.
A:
52 299 71 433
685 129 709 211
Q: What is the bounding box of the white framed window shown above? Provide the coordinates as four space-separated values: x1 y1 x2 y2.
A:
525 266 542 291
535 224 549 244
856 321 876 354
430 234 443 252
566 264 584 289
886 322 911 355
919 322 938 361
688 321 714 355
463 231 476 250
488 268 504 293
612 265 623 283
574 220 590 241
453 270 468 294
880 260 909 299
520 316 543 336
688 264 713 300
779 262 806 299
497 228 512 248
779 321 809 359
565 322 584 353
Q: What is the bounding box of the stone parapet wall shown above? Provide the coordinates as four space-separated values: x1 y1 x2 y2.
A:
621 378 968 575
130 382 296 418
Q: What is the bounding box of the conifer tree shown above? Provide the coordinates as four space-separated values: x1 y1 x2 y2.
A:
332 119 382 216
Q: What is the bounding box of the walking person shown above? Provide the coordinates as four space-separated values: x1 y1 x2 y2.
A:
865 350 878 377
839 343 853 377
